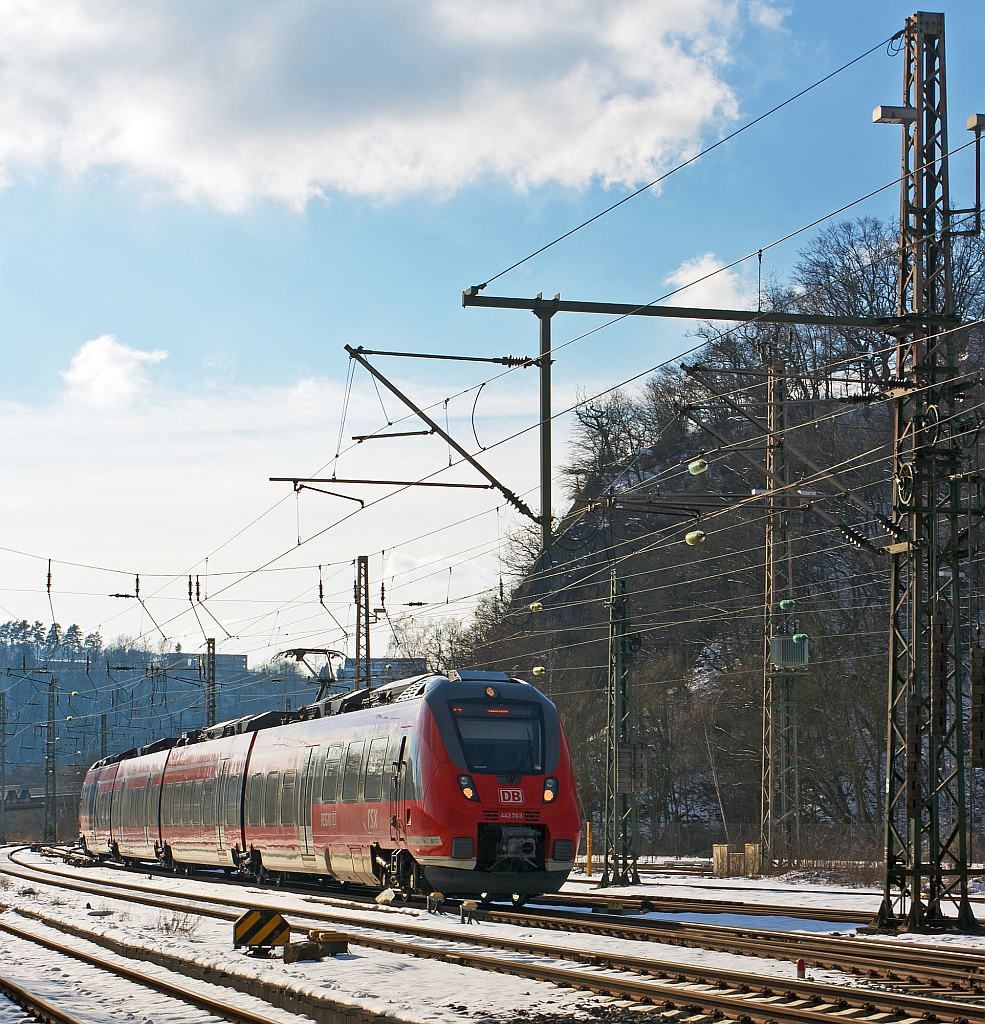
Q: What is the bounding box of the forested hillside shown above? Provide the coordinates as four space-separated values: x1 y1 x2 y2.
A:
391 218 985 855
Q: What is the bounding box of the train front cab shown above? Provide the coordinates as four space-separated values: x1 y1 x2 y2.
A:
412 673 581 896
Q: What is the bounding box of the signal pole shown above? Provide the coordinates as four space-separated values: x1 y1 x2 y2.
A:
43 676 57 843
354 555 371 688
602 568 643 886
875 10 978 931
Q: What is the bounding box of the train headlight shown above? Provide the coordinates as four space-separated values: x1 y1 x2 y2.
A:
458 774 480 802
543 777 558 803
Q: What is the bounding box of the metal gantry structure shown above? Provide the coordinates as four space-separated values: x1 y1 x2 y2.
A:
875 10 979 932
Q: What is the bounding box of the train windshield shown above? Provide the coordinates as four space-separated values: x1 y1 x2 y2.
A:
449 699 544 775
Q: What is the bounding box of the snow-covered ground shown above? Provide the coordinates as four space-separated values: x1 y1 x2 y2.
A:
4 846 985 1024
0 847 870 1024
0 995 32 1024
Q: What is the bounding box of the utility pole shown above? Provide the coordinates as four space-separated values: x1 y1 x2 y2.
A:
875 10 977 932
533 296 557 554
43 675 57 844
602 568 643 886
0 690 6 843
354 555 371 688
205 638 217 727
101 713 108 760
760 356 803 867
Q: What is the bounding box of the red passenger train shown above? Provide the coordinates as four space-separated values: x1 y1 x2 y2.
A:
78 670 582 899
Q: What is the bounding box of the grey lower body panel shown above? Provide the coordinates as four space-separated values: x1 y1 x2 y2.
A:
423 866 569 895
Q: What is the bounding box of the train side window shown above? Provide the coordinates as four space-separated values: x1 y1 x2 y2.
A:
203 779 215 827
182 781 193 826
341 742 365 803
162 784 172 826
322 745 343 805
364 738 389 802
280 770 297 827
190 780 202 826
263 771 281 826
226 775 241 827
247 773 263 827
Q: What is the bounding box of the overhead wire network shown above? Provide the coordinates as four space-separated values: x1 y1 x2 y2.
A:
4 28 977 674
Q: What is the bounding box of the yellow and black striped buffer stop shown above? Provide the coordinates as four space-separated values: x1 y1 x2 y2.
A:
233 908 291 948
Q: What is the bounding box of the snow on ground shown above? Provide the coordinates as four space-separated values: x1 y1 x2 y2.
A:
0 929 229 1024
563 868 885 912
0 995 32 1024
0 847 871 1024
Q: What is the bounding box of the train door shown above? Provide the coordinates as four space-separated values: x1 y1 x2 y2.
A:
389 735 407 844
143 775 152 848
216 759 229 850
299 745 319 865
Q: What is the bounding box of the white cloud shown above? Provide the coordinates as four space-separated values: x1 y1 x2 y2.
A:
0 0 743 210
663 252 756 310
747 1 789 30
0 369 549 651
60 335 168 406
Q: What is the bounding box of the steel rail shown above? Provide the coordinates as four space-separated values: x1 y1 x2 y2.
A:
10 848 984 987
0 970 90 1024
6 849 985 1021
0 917 279 1024
10 874 983 1024
532 890 869 924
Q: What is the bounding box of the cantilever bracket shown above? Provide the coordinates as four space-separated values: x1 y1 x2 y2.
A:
344 345 539 523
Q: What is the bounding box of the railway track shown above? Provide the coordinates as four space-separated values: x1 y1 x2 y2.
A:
0 913 282 1024
0 970 89 1024
534 890 870 924
4 845 985 1024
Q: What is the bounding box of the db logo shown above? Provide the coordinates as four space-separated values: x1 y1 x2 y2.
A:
499 788 524 804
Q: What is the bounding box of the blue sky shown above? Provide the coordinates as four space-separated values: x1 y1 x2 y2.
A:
0 0 982 660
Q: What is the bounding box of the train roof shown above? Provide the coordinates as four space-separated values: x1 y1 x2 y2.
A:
85 670 538 771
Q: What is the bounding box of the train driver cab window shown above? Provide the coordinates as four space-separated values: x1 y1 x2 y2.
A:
247 773 263 827
449 699 545 776
280 770 297 827
322 745 343 805
226 775 241 827
263 771 281 826
341 742 365 803
364 738 389 802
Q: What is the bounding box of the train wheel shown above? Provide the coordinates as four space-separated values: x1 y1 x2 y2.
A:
511 893 527 908
479 893 493 906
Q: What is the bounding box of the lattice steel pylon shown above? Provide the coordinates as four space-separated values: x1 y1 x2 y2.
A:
876 10 978 932
205 638 217 727
602 568 643 886
43 675 57 844
354 555 371 688
761 357 802 868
